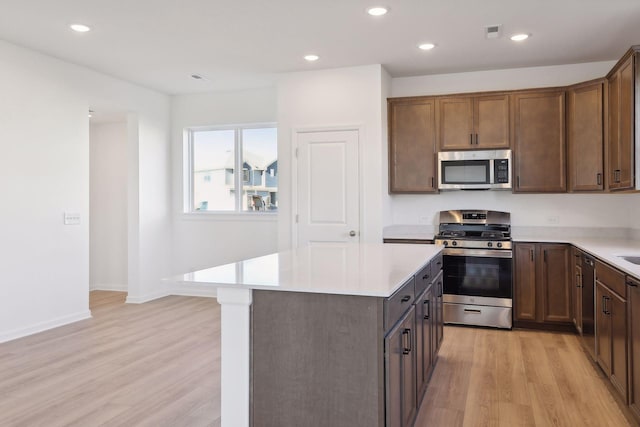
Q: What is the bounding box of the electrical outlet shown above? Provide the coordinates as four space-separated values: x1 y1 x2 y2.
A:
547 215 560 224
64 212 81 225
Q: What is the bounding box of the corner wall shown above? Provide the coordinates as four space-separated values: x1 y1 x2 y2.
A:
90 121 128 291
0 40 171 342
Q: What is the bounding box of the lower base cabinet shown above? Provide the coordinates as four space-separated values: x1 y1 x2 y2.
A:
595 261 628 402
627 275 640 421
514 243 572 326
385 306 417 427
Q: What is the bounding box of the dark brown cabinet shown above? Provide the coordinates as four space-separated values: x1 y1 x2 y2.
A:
433 270 444 354
607 50 636 191
628 275 640 422
385 306 417 427
514 243 572 325
437 94 510 150
567 79 605 192
512 90 567 193
595 261 628 402
388 97 437 193
573 248 584 334
415 284 433 399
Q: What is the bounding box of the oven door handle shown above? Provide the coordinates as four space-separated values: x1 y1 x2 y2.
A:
443 248 513 259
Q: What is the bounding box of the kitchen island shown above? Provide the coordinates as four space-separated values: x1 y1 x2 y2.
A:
177 243 443 427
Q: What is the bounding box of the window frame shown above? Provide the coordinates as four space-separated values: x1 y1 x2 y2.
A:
184 123 278 217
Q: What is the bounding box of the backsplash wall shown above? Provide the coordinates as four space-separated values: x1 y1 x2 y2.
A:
390 192 635 231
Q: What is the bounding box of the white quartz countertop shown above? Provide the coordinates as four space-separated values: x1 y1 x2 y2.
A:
512 236 640 279
175 243 443 297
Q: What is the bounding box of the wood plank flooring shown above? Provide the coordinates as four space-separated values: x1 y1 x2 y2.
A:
0 292 634 426
416 325 634 427
0 291 221 427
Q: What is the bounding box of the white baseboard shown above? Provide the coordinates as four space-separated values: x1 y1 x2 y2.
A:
126 289 170 304
170 286 217 298
0 310 92 344
90 283 128 292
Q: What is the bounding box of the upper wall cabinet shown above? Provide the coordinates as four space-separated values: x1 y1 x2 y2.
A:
388 97 438 193
512 90 567 193
607 48 637 191
437 94 510 150
567 79 605 192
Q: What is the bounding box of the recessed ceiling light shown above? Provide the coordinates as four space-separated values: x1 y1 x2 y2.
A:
418 43 436 51
510 33 530 41
70 24 91 33
304 54 319 62
367 6 388 16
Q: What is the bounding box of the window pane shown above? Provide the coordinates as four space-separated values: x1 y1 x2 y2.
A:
192 129 235 211
241 128 278 212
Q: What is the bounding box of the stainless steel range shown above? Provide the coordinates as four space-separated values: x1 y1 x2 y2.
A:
434 210 513 329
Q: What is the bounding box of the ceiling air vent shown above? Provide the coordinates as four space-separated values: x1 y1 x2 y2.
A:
485 24 502 39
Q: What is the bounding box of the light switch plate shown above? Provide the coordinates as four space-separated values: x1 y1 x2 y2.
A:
64 212 81 225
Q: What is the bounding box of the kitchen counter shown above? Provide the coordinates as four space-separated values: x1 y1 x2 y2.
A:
174 242 443 427
512 236 640 279
177 242 442 297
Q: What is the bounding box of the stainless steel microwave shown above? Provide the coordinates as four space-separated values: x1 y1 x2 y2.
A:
437 149 512 190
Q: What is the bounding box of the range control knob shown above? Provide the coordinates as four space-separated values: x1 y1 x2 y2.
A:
443 241 449 246
452 241 458 246
487 242 493 248
497 242 503 248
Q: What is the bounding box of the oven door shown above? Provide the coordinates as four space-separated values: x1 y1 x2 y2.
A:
442 248 512 301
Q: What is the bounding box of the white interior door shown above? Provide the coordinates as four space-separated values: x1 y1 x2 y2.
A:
296 129 360 247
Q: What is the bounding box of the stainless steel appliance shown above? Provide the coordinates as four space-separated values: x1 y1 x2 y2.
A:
581 255 596 359
434 210 513 329
437 149 511 190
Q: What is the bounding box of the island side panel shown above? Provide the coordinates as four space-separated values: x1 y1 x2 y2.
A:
251 290 385 427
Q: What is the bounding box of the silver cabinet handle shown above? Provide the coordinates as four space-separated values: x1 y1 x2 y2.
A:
349 230 357 237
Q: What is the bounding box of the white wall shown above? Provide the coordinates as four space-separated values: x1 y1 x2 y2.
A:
0 40 171 342
90 122 128 291
276 65 387 249
387 60 638 233
170 88 278 296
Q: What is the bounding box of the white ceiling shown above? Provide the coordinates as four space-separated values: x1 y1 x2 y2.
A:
1 0 640 95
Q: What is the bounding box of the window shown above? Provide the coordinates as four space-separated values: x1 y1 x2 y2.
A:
188 125 277 213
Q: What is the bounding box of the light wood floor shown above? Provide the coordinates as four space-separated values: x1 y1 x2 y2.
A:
416 325 634 427
0 292 635 426
0 291 221 427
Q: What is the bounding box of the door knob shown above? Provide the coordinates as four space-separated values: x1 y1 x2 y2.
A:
349 230 357 237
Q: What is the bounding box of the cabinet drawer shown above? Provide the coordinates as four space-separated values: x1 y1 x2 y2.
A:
415 264 432 296
385 277 416 332
596 260 626 297
431 252 443 274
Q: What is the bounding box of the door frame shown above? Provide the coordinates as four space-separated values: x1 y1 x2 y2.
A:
291 125 364 249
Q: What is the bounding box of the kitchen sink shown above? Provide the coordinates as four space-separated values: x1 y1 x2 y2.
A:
619 256 640 265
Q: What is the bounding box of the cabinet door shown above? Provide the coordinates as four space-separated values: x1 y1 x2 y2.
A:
514 243 537 321
513 91 567 192
400 307 417 427
567 80 604 191
574 262 583 334
540 244 572 323
474 94 510 149
388 98 437 193
629 277 640 420
618 56 635 190
610 291 628 401
434 271 444 352
385 306 417 427
438 97 474 150
596 283 612 375
417 286 433 398
608 71 621 189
